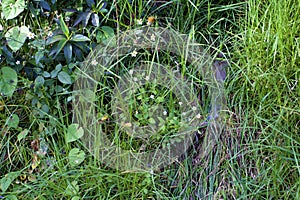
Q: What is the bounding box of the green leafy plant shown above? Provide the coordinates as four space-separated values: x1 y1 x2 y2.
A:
46 17 90 63
1 0 26 20
4 26 29 52
72 0 108 27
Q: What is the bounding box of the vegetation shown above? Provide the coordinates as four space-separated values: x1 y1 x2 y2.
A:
0 0 299 199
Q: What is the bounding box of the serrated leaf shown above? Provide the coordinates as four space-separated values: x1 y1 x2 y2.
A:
66 123 84 143
5 26 29 52
2 0 26 20
0 67 18 97
58 71 72 84
68 148 85 167
70 34 90 42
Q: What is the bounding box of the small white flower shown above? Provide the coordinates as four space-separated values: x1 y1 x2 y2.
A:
145 76 150 81
137 19 143 25
131 49 138 57
75 160 79 163
150 95 155 99
150 34 155 41
182 112 187 116
192 106 197 111
163 110 168 116
135 110 138 115
133 77 138 82
129 69 134 75
0 24 3 31
16 60 20 65
196 113 201 119
65 16 70 22
91 60 98 66
47 31 53 37
27 32 35 39
179 102 183 106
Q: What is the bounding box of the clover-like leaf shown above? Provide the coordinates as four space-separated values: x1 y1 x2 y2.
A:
2 0 26 20
6 114 19 128
66 123 84 143
5 26 29 52
68 148 85 167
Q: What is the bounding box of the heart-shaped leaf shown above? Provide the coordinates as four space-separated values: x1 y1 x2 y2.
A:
68 148 85 167
5 26 29 52
6 114 19 128
66 124 84 143
0 67 18 97
2 0 26 20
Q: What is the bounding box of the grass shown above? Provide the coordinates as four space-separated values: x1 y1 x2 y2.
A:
1 0 299 199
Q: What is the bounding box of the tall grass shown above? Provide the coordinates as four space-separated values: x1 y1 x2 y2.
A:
1 0 299 199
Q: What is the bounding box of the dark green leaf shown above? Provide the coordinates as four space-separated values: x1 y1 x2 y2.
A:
64 43 72 63
70 34 90 42
59 17 70 37
50 64 62 78
40 1 51 11
58 71 72 84
35 51 44 64
54 38 68 58
46 34 66 45
35 76 45 87
86 0 95 8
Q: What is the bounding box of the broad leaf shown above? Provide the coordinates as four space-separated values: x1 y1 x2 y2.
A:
5 26 29 52
2 0 26 20
66 124 84 143
86 0 95 8
59 17 70 37
68 148 85 167
64 43 72 63
58 71 72 84
91 13 99 27
6 114 19 128
0 171 20 192
46 34 66 45
70 34 90 42
0 67 18 97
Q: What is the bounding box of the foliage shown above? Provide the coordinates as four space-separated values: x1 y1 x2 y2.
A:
0 0 298 199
